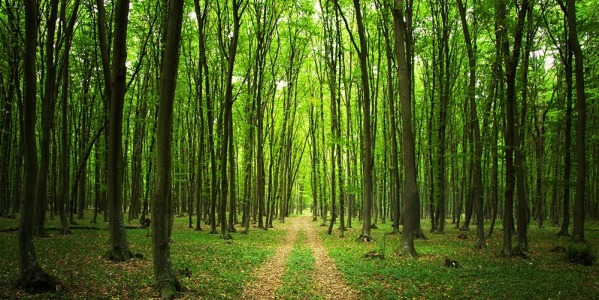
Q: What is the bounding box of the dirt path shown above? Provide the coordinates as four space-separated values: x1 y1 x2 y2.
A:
300 216 358 300
241 216 357 300
241 220 300 299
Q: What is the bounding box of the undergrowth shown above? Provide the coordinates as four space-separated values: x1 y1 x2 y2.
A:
319 219 599 299
0 212 285 299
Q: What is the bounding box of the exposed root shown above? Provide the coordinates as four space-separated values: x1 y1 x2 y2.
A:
15 267 59 294
157 277 187 300
364 251 385 260
356 234 372 242
105 248 133 262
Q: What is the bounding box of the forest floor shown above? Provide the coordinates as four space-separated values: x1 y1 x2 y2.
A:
242 216 357 299
1 213 599 299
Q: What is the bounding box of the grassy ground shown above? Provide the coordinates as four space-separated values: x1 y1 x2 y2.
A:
0 213 285 299
319 219 599 299
1 213 598 299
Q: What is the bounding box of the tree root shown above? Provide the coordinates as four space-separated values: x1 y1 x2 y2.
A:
105 248 133 262
158 277 187 300
15 266 59 294
356 234 372 242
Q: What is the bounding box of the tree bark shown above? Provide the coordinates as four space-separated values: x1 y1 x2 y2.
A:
17 0 58 291
219 0 244 239
34 0 60 237
152 0 186 298
352 0 374 241
557 18 573 237
393 0 419 258
101 0 133 261
457 0 485 248
496 0 529 257
568 0 586 243
515 4 534 253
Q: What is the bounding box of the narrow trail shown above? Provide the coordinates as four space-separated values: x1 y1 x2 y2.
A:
300 216 358 300
241 220 300 299
241 216 357 300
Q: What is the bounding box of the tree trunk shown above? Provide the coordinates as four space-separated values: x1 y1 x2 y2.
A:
34 0 60 237
17 0 58 290
129 70 149 221
352 0 374 241
457 0 484 248
431 0 450 234
515 5 534 252
568 0 586 243
558 42 573 237
100 0 133 261
152 0 186 298
393 0 419 258
497 0 529 257
219 0 243 240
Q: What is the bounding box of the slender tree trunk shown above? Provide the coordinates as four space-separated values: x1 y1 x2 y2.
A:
457 0 485 248
497 0 529 257
152 0 186 298
558 45 573 237
568 0 586 243
515 5 534 252
34 0 60 237
227 131 237 233
99 0 133 261
129 68 150 221
310 102 319 223
352 0 374 241
219 0 244 239
534 106 547 228
17 0 58 290
393 0 419 258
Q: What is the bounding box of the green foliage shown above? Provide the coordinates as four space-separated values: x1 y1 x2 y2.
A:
567 243 597 266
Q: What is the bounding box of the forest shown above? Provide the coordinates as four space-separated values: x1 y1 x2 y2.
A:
0 0 598 298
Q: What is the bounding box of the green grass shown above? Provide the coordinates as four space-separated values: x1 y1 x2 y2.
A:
319 219 599 299
0 212 285 299
276 231 320 299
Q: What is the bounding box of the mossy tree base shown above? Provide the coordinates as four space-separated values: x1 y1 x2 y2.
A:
15 267 59 294
105 248 133 262
157 277 187 300
356 234 372 242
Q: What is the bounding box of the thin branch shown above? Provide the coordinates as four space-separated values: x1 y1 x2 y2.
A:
333 0 360 55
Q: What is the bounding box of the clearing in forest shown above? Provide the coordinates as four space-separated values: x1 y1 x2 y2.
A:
242 216 358 299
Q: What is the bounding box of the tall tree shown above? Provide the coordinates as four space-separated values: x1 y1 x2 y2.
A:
250 0 279 230
337 0 374 241
496 0 529 257
567 0 586 243
382 6 401 234
515 3 535 253
393 0 419 258
97 0 134 261
17 0 58 290
151 0 186 297
457 0 485 248
34 0 60 237
56 0 82 234
218 0 245 239
431 0 450 234
544 2 573 236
